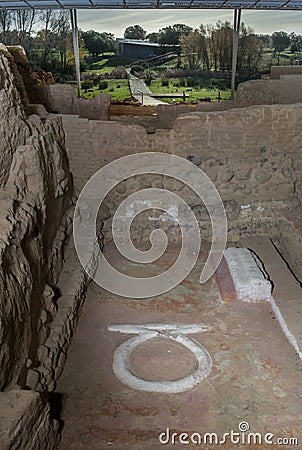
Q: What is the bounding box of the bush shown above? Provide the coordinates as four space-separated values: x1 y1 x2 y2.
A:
179 78 186 87
211 78 229 90
81 80 93 90
161 79 169 87
130 64 145 75
187 77 197 87
99 80 109 90
110 66 128 79
92 75 102 86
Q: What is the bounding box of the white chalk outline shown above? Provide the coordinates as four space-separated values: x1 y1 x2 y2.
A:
108 323 212 393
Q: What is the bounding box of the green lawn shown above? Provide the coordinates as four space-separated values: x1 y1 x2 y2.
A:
74 76 231 102
86 56 136 74
77 79 131 100
149 78 231 103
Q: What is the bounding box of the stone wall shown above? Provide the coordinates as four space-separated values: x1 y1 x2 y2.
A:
37 84 111 120
236 76 302 106
62 103 302 242
270 65 302 79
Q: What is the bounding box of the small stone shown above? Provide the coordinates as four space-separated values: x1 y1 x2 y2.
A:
26 369 40 389
255 170 271 183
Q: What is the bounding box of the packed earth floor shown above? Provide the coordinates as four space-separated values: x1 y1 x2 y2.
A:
57 239 302 450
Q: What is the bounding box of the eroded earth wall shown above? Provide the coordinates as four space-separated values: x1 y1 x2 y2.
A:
0 44 74 449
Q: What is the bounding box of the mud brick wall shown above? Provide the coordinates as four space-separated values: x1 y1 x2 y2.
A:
236 77 302 106
270 65 302 79
37 84 111 120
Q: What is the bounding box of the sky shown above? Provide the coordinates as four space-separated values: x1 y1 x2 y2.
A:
77 10 302 37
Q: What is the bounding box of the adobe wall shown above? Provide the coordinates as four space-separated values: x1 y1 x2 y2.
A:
236 76 302 106
37 84 111 120
0 44 92 449
62 103 302 242
270 65 302 79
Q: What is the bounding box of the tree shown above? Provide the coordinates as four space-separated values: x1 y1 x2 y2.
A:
206 21 232 72
38 10 54 67
199 24 212 70
147 32 158 43
51 11 72 72
124 25 146 40
289 33 302 53
158 23 192 45
238 24 264 76
0 10 13 43
180 30 203 69
82 30 115 56
272 31 290 54
13 9 37 52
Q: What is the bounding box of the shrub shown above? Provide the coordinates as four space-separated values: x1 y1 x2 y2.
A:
179 78 186 87
187 77 197 87
110 66 128 79
81 80 93 90
161 79 169 87
99 80 109 90
92 74 102 86
211 78 229 90
130 64 145 75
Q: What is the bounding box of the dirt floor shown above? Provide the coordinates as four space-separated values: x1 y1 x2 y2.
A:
57 240 302 450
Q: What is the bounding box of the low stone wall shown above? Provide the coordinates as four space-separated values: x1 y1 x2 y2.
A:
270 65 302 79
62 103 302 242
236 76 302 106
37 84 111 120
157 75 302 128
157 100 235 128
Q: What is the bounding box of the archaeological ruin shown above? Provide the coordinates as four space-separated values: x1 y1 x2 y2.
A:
0 22 302 449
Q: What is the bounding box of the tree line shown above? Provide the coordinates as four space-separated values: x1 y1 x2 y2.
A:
0 9 301 79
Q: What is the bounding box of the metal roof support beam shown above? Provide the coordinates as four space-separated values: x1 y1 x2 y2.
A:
70 8 81 97
231 8 241 99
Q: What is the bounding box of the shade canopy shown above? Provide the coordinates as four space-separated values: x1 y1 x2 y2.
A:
0 0 301 9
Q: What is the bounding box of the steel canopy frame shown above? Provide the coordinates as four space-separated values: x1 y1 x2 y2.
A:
1 1 301 98
1 0 302 9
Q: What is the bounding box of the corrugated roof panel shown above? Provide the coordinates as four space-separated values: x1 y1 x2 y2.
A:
0 0 301 8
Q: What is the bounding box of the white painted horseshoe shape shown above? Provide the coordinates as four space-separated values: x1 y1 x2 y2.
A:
111 331 212 393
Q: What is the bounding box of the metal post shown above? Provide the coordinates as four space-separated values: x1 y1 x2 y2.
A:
70 9 81 97
231 8 241 100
